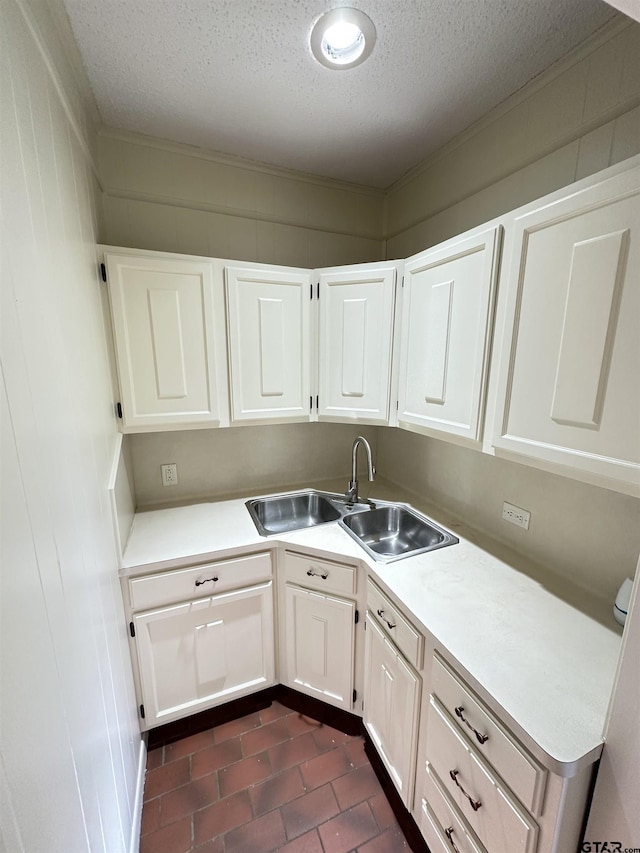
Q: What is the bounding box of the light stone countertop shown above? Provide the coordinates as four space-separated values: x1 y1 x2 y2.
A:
121 477 622 776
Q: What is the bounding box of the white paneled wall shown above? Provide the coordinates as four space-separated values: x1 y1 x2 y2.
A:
0 1 140 852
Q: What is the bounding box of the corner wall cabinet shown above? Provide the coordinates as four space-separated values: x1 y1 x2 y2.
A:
492 166 640 496
105 252 227 432
317 262 398 425
397 227 501 447
127 552 274 729
225 265 313 423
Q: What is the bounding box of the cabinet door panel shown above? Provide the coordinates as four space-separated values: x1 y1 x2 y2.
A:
364 615 420 808
493 168 640 495
106 253 222 430
134 582 274 727
226 266 312 423
398 228 500 446
318 263 397 424
285 585 355 711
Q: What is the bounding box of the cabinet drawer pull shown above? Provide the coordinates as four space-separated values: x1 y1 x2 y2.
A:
455 706 489 744
306 568 329 579
376 609 396 629
449 769 481 811
444 827 461 853
195 575 219 586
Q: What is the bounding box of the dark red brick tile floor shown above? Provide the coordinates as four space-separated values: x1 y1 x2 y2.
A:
140 702 410 852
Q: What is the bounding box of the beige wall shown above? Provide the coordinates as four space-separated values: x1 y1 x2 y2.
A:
98 130 385 267
377 429 640 609
129 423 378 508
0 1 139 850
385 19 640 257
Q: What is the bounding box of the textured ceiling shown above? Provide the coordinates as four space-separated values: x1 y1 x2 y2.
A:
62 0 616 188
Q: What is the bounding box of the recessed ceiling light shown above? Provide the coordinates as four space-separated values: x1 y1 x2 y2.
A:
310 8 376 70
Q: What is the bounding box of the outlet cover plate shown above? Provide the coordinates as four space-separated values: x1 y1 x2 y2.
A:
502 501 530 530
161 463 178 487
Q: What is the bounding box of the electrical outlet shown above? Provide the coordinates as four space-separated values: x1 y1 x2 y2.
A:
502 501 530 530
161 463 178 487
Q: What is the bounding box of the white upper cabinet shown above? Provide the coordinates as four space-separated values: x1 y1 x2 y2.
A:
397 227 501 447
105 251 227 432
492 162 640 496
226 265 312 424
317 262 399 425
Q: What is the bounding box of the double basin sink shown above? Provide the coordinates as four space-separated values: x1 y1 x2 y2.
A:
245 489 458 563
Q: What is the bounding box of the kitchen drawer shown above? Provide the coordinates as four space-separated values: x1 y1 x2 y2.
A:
129 551 273 610
367 579 424 669
432 653 546 813
426 696 538 853
284 551 356 597
420 763 486 853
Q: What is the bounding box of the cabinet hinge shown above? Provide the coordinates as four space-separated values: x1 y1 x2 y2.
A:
354 609 359 624
129 621 135 638
139 704 145 719
116 402 123 419
353 689 357 703
100 262 107 283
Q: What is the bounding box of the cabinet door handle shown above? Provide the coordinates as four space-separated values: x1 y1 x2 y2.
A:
449 769 481 811
376 609 396 629
455 706 489 744
195 576 219 586
306 568 329 579
444 827 461 853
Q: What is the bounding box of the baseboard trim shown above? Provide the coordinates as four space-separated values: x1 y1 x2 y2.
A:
129 737 147 853
364 734 429 853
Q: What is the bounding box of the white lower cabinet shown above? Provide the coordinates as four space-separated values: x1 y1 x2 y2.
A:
364 609 421 809
128 553 274 729
417 651 596 853
281 550 359 712
284 584 355 711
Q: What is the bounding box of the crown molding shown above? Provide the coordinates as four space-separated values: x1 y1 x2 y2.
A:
387 15 634 196
97 127 386 199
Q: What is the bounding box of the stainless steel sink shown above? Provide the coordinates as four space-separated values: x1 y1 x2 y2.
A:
246 492 341 535
340 504 458 562
246 489 458 563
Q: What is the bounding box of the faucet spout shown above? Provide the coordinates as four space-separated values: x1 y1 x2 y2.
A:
345 436 375 504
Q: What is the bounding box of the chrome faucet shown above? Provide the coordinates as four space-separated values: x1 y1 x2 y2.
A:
345 436 375 504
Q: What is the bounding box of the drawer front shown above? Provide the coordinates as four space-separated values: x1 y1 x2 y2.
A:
426 696 538 853
129 551 273 610
432 654 546 813
367 579 424 669
420 765 486 853
284 551 356 596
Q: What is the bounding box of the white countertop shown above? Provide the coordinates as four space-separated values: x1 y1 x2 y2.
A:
121 480 621 776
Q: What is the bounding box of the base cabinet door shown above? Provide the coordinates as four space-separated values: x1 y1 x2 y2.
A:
364 614 420 808
134 581 274 728
285 584 355 711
